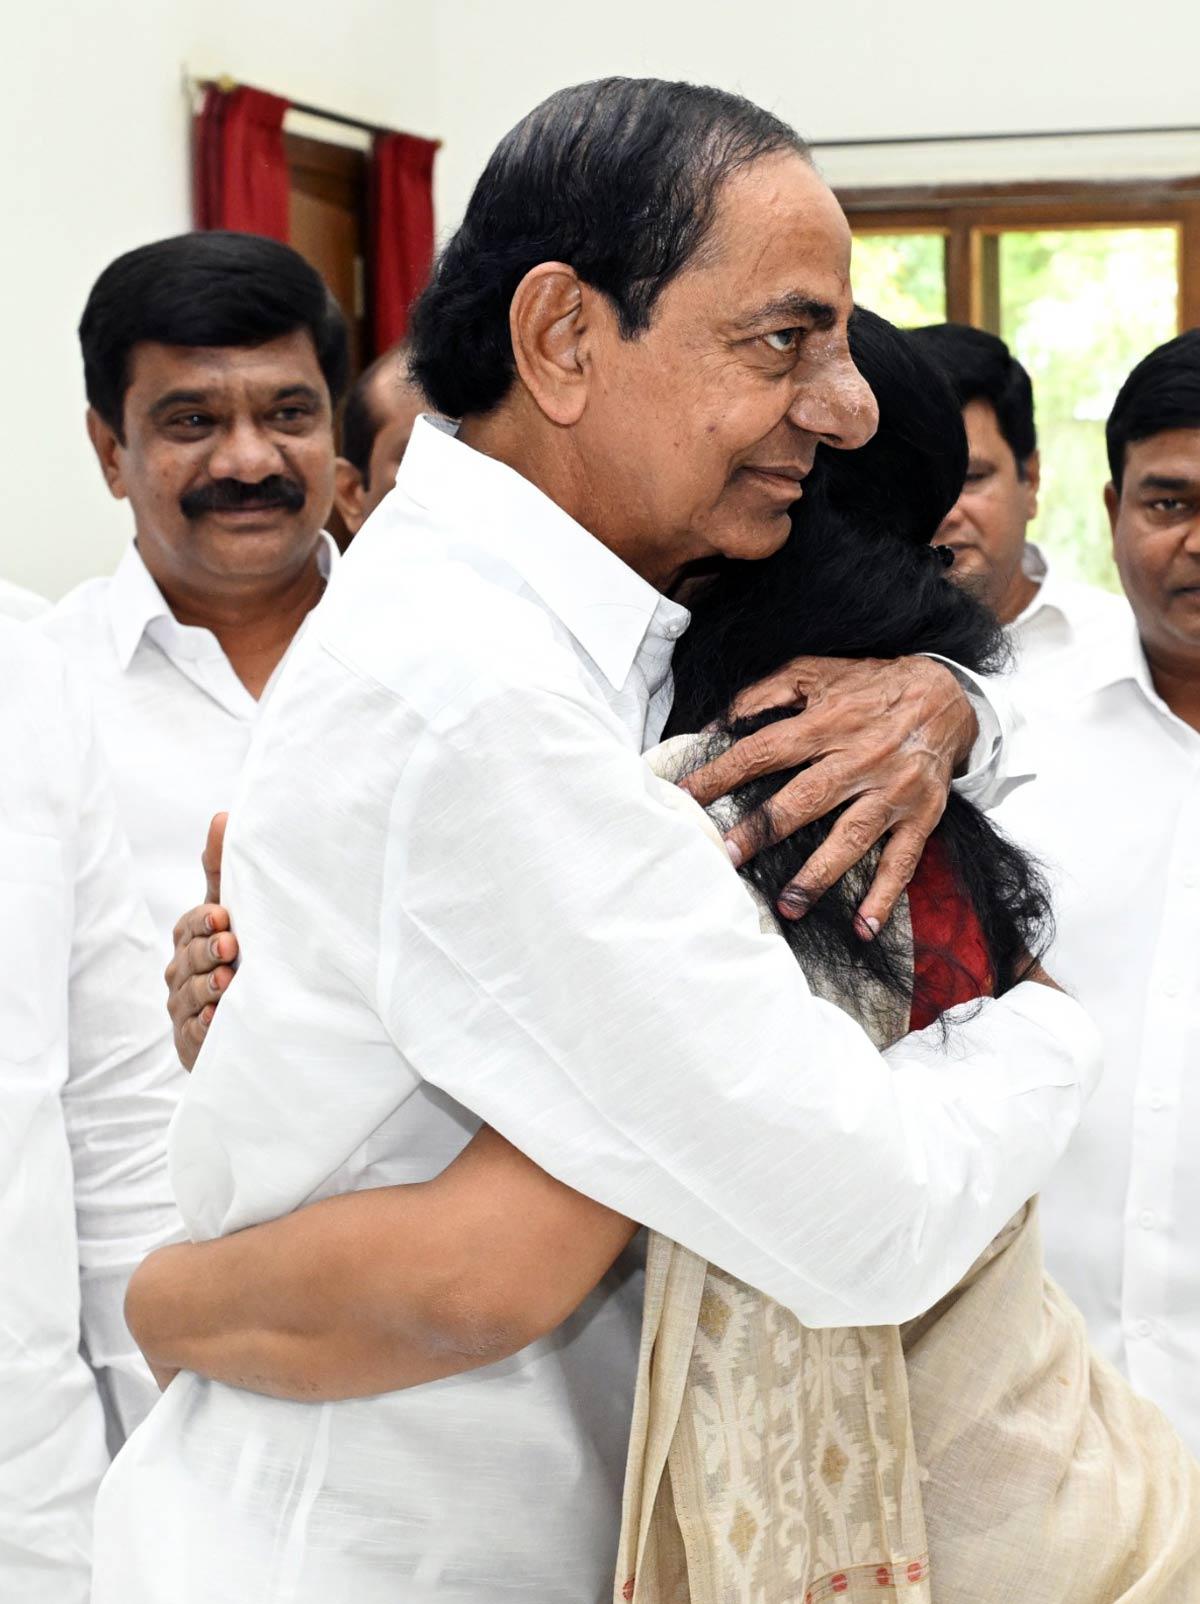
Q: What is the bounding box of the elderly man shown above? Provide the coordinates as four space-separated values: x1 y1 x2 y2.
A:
992 327 1200 1454
97 81 1097 1603
0 621 181 1603
332 341 426 537
908 323 1129 674
38 232 347 953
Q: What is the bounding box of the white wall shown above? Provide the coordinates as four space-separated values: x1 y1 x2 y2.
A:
7 0 1200 598
428 0 1200 226
5 0 436 601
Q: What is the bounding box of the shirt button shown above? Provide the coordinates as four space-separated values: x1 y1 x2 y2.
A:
1163 981 1180 998
1132 1318 1153 1339
1138 1210 1157 1229
1184 868 1198 888
1148 1092 1166 1111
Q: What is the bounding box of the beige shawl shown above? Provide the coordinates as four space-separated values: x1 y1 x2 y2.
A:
616 737 1200 1603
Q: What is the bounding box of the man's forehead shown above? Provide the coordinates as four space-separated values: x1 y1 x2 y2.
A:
129 330 322 393
697 153 852 311
369 362 424 421
1126 426 1200 487
962 399 1008 450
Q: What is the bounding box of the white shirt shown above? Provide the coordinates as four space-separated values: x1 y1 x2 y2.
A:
93 418 1100 1604
996 614 1200 1455
0 622 183 1603
39 534 337 958
0 574 49 619
1008 541 1133 681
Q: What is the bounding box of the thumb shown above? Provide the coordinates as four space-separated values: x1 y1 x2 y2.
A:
202 813 229 906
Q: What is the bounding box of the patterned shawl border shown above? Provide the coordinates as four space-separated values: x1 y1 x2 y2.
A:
805 1552 930 1601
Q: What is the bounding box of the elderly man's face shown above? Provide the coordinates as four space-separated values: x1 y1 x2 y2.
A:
1108 427 1200 664
88 329 336 601
576 153 877 580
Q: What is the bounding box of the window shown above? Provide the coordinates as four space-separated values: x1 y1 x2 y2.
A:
840 179 1200 590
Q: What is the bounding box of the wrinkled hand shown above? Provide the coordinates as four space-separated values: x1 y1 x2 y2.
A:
165 813 237 1069
680 656 977 935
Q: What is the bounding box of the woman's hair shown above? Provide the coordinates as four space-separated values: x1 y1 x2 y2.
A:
667 306 1050 1019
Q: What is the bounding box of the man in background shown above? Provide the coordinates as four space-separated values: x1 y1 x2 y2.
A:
39 231 348 954
333 340 427 537
0 620 181 1601
909 322 1128 674
995 328 1200 1453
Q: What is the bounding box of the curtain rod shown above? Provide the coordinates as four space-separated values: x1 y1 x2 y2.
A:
194 75 385 139
811 123 1200 151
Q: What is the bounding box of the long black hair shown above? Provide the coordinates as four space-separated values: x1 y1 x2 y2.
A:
668 307 1050 1020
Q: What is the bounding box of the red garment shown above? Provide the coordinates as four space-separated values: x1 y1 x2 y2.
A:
193 85 291 241
906 835 993 1032
369 130 439 348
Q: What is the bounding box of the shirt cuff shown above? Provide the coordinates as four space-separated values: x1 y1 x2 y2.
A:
925 656 1031 809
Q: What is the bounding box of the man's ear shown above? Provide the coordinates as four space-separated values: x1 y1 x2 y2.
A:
1104 480 1120 542
333 457 367 535
86 407 128 501
1022 448 1041 521
508 262 596 426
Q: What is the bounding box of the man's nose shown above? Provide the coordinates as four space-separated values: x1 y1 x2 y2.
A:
206 418 286 483
786 354 879 452
935 499 967 540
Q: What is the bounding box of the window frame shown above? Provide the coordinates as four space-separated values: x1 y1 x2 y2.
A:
836 176 1200 333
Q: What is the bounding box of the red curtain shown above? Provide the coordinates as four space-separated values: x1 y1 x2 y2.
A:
369 131 439 348
194 85 292 240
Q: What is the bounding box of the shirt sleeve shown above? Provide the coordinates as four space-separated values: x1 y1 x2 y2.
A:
928 656 1030 809
380 676 1101 1328
60 675 186 1438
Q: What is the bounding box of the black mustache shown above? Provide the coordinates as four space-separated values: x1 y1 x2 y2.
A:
180 476 306 519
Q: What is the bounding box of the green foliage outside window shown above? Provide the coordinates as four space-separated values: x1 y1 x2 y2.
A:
850 225 1180 595
998 228 1178 592
851 234 947 327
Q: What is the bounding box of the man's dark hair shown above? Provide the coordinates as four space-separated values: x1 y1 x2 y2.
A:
339 343 413 485
409 77 808 418
907 322 1037 478
80 231 350 441
1106 328 1200 491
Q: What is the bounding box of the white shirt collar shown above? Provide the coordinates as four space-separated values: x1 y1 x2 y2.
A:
106 530 338 672
1064 608 1191 730
1011 542 1063 631
396 415 690 692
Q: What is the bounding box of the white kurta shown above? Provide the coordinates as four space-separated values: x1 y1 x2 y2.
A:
1007 541 1133 683
0 621 183 1602
38 534 337 960
94 419 1100 1604
0 574 49 619
996 614 1200 1455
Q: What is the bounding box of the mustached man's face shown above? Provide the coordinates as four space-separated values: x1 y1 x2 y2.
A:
569 153 879 584
1107 427 1200 666
87 330 336 603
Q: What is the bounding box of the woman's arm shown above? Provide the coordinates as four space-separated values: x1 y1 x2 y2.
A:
127 1125 636 1400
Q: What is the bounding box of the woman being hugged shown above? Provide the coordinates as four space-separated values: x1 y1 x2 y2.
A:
133 311 1200 1604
